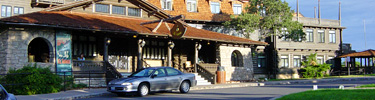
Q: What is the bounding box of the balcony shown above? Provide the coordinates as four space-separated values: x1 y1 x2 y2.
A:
32 0 66 8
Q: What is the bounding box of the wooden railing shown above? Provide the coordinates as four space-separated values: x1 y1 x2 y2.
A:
332 67 374 75
196 64 217 84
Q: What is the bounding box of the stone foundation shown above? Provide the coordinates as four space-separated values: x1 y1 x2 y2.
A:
74 78 107 87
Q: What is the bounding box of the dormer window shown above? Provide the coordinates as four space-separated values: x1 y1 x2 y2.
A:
186 0 197 12
161 0 172 10
233 4 242 15
95 4 109 13
210 2 220 14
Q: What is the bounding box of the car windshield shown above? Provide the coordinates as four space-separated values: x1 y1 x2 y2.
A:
129 69 155 77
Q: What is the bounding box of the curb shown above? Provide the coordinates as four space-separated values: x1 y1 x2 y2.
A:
263 77 375 85
191 83 262 90
48 92 113 100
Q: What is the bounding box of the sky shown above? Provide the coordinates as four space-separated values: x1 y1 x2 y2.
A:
284 0 375 52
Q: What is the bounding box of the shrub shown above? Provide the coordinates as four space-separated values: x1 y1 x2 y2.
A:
4 64 63 95
301 53 331 78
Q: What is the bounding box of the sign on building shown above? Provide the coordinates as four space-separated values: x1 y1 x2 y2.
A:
56 30 72 75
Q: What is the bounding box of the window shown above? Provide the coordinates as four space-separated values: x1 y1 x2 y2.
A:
143 41 167 60
306 29 313 42
233 4 242 15
317 30 325 43
161 0 172 10
231 50 243 67
112 6 125 15
14 7 23 15
258 56 266 67
210 2 220 14
281 56 289 68
329 30 336 43
186 0 197 12
1 5 11 17
95 4 109 13
128 7 141 17
317 56 323 64
154 68 166 77
293 56 301 67
166 68 181 76
28 38 51 63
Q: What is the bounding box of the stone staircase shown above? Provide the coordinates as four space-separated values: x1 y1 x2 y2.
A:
194 73 212 85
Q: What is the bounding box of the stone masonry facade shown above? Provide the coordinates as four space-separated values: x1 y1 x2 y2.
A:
219 45 254 81
0 27 56 74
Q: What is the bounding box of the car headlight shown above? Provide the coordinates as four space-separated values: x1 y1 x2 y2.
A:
121 83 132 86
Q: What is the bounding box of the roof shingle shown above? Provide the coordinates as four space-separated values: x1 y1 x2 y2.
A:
0 11 266 45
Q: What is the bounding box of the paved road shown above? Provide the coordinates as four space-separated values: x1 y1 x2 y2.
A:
76 80 375 100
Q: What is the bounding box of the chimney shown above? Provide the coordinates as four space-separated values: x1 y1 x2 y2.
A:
318 0 321 24
314 7 316 18
339 2 341 26
297 0 299 21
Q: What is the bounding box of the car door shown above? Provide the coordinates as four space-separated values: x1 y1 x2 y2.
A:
149 68 168 91
165 68 182 90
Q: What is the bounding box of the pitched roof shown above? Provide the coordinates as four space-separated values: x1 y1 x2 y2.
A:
339 49 375 58
0 11 267 45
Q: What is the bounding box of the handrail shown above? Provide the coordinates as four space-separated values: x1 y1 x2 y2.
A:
196 64 216 84
142 59 151 67
105 61 123 79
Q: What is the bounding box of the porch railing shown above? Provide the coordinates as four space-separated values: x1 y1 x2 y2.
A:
105 61 123 83
196 63 217 84
332 67 374 75
72 60 123 84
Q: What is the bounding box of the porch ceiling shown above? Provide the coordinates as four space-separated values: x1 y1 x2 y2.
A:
0 11 267 46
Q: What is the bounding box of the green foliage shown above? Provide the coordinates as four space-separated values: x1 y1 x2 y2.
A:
301 53 331 78
63 76 87 90
356 84 375 88
277 89 375 100
4 64 63 95
224 0 305 41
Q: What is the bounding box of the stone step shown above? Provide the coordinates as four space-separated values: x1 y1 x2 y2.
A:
193 73 212 86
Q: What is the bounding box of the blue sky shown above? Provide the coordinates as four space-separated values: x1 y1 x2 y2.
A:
285 0 375 52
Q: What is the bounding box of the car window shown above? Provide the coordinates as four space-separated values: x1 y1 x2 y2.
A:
154 68 166 77
130 69 155 77
166 68 181 76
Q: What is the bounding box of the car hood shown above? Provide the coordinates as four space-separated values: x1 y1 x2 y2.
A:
110 77 146 84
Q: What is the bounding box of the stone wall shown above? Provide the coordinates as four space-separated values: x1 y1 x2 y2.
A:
219 45 253 81
0 27 56 73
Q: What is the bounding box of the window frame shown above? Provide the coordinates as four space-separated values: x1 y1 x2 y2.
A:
13 6 24 15
95 4 110 13
317 56 324 64
306 29 314 42
210 2 220 14
231 50 243 67
293 56 301 67
186 0 197 12
1 5 12 17
280 55 289 68
257 56 266 67
329 30 336 43
112 5 125 15
317 30 325 43
161 0 172 10
128 7 141 17
233 4 242 15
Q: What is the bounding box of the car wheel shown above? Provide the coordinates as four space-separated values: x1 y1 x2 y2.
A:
179 81 190 93
138 83 149 97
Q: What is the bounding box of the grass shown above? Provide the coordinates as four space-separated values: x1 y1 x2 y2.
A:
277 89 375 100
268 74 375 81
357 84 375 88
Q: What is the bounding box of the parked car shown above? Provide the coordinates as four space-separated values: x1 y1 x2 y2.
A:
0 84 16 100
107 67 197 96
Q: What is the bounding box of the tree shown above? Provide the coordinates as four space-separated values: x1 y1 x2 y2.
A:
301 53 331 78
224 0 305 41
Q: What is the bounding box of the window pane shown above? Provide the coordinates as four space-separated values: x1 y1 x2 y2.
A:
19 8 23 14
112 6 125 15
128 7 141 17
233 4 242 14
95 4 109 13
6 6 11 17
2 6 6 17
211 2 220 14
166 68 180 76
187 0 196 12
14 7 18 14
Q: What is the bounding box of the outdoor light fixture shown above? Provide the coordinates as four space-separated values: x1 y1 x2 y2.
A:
196 43 202 50
133 35 137 38
168 42 175 49
139 40 146 47
105 38 111 45
207 41 210 45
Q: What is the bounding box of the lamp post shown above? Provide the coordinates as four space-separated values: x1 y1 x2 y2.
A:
104 37 111 62
137 39 146 71
167 41 175 67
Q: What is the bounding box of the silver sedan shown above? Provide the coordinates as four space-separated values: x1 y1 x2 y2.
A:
0 84 16 100
107 67 197 96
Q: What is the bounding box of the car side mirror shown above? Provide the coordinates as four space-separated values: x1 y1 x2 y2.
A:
151 74 157 78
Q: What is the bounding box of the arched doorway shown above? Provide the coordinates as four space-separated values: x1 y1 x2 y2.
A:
231 50 243 67
28 38 51 63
